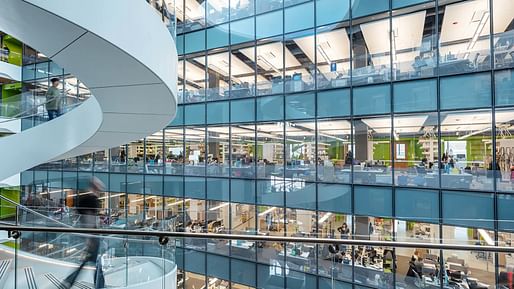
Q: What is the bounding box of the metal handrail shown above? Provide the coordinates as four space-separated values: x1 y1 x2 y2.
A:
1 224 514 253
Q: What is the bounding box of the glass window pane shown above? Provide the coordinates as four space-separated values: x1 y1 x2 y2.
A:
257 95 284 121
495 69 514 106
493 0 514 69
285 182 315 210
316 25 351 89
206 178 230 200
317 183 351 213
184 57 206 102
207 101 229 124
393 112 439 188
185 103 206 125
394 8 437 80
255 38 285 95
256 11 284 39
231 98 255 123
206 24 229 49
256 0 283 14
257 122 284 179
438 0 491 74
231 0 255 20
285 120 316 181
395 188 439 222
440 73 491 110
284 2 314 33
352 17 391 85
231 45 256 98
203 50 230 100
283 30 315 92
353 84 391 115
353 116 392 185
495 108 514 192
351 0 389 19
231 123 256 178
184 0 206 32
185 30 206 54
206 125 229 176
285 92 315 119
231 179 256 204
354 186 393 217
206 0 229 25
185 178 206 198
185 127 206 175
317 119 352 183
498 194 514 232
317 89 350 118
393 0 431 9
231 18 255 45
442 191 494 229
440 110 493 191
316 0 349 26
165 128 184 175
393 79 437 112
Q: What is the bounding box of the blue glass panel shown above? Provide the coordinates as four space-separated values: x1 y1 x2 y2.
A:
498 194 514 232
257 179 284 206
257 95 284 121
353 84 391 115
207 24 229 49
126 174 143 194
232 259 256 286
440 73 491 110
144 175 163 195
184 250 206 274
442 191 494 230
393 79 437 112
170 106 184 126
319 277 352 289
285 2 314 33
318 183 351 214
78 172 92 190
395 188 438 223
184 30 206 54
206 178 230 201
48 171 62 188
164 176 184 197
207 254 230 279
256 10 284 39
231 18 255 45
258 263 285 288
351 0 388 18
109 173 126 192
185 177 206 199
393 0 430 8
317 88 351 117
176 34 184 55
286 92 315 119
287 271 316 289
21 171 34 186
286 182 316 210
207 101 229 124
231 98 255 123
495 69 514 106
231 179 256 204
185 103 206 125
354 186 392 217
316 0 350 26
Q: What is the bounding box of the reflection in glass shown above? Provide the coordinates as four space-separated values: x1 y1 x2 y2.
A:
393 113 439 188
439 110 493 191
438 0 491 74
493 0 514 69
353 116 392 185
352 16 392 85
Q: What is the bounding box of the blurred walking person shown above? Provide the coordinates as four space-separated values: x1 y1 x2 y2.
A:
62 177 105 289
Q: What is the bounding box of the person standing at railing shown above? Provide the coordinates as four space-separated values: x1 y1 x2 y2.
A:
62 177 105 289
46 77 62 120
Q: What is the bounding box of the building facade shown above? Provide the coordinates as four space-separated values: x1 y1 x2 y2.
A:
17 0 514 288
